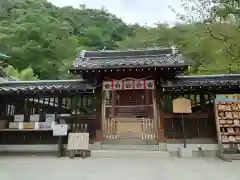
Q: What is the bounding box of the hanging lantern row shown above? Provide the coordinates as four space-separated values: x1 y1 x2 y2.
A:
68 67 185 74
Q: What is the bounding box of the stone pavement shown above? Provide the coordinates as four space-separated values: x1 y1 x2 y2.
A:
0 156 240 180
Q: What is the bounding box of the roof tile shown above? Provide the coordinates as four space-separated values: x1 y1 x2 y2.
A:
73 48 186 70
161 74 240 88
0 80 94 93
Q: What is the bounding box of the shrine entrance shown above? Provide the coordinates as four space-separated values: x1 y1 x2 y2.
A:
102 78 158 143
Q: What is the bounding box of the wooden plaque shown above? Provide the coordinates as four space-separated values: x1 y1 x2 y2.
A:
173 97 192 114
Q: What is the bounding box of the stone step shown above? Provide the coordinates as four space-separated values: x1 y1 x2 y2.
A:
91 150 169 158
102 144 160 151
103 139 158 145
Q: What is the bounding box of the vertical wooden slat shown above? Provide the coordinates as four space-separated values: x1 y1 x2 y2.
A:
115 119 118 139
152 90 158 139
107 118 110 139
147 118 150 140
111 90 116 117
145 89 149 117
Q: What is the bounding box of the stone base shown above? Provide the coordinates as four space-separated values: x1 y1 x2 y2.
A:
179 148 192 157
0 140 220 158
158 142 167 151
92 141 102 150
167 143 220 158
91 150 169 158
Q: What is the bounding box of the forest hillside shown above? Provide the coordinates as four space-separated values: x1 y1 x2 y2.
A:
0 0 240 80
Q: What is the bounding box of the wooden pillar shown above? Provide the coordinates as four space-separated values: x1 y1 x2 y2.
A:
145 89 150 117
200 93 205 111
111 90 116 117
101 90 106 137
0 95 6 116
24 94 28 121
58 96 63 114
96 87 102 139
152 90 158 138
156 88 165 142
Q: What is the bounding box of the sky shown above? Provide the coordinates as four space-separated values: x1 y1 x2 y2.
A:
48 0 183 26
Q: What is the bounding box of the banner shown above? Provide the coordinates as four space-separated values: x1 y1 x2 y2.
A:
102 79 155 90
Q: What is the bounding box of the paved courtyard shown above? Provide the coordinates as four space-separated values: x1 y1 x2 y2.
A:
0 156 240 180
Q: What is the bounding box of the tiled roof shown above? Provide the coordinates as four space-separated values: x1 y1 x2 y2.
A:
73 48 186 70
162 74 240 88
0 79 94 93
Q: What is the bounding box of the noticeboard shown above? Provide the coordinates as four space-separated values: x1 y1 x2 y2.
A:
172 97 192 114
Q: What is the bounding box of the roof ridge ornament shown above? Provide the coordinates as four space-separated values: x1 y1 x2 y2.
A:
79 50 86 58
171 46 178 55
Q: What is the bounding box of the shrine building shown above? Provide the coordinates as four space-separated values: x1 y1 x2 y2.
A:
1 47 240 156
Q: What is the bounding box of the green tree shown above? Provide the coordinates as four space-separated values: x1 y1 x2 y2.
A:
0 0 134 80
170 0 240 74
3 65 38 81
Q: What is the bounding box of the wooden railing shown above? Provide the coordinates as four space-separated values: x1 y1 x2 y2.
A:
141 118 156 139
103 118 156 140
104 118 117 139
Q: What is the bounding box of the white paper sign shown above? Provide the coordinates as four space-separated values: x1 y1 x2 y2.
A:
67 133 89 150
52 124 68 136
30 114 40 122
102 81 112 90
59 114 71 117
46 114 55 122
146 80 155 89
34 122 39 130
124 80 133 89
134 79 144 89
14 115 24 122
113 80 123 90
18 122 23 129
